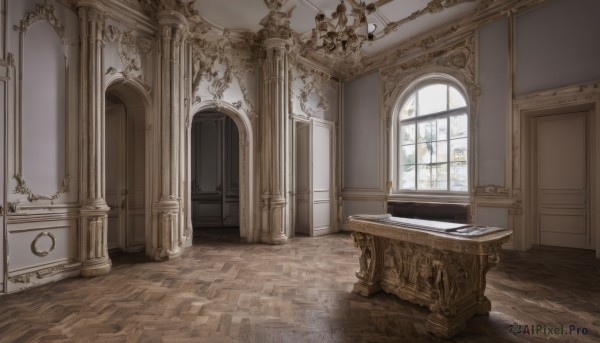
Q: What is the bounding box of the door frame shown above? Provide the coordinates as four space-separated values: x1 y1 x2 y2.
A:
518 100 598 255
187 100 256 243
528 109 591 249
105 76 152 253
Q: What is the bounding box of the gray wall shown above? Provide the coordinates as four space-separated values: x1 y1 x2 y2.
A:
343 72 381 190
342 72 386 224
515 0 600 95
477 17 509 187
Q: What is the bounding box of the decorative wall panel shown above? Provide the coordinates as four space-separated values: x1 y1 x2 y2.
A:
13 1 75 203
7 217 78 292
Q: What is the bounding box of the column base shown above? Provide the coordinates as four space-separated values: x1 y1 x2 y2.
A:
155 247 181 261
261 233 288 245
80 257 111 277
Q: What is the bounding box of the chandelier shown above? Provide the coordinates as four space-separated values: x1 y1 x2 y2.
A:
311 0 377 57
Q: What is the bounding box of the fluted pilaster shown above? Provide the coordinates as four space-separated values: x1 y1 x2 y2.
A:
259 33 291 244
77 3 111 277
151 10 188 260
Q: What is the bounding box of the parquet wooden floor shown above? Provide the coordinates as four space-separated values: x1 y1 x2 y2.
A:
1 229 599 343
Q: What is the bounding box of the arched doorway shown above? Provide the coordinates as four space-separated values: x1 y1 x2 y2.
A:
105 81 149 253
186 101 256 244
190 112 240 240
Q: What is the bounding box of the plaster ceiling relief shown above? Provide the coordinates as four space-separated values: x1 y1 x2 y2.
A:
192 0 481 58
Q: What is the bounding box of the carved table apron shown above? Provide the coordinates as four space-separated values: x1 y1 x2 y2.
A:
348 215 512 338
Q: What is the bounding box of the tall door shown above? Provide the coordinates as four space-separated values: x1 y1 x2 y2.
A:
311 121 333 236
294 120 334 237
106 104 127 251
295 122 310 235
536 112 591 249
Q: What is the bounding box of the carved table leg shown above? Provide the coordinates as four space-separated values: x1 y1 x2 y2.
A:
351 232 381 296
425 251 496 338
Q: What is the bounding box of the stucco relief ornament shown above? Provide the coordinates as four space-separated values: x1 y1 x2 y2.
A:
119 32 152 75
139 0 198 17
292 63 331 116
13 174 71 202
190 33 257 118
258 2 293 40
14 0 68 44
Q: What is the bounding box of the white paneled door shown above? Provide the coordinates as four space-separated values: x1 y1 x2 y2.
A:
536 112 591 249
294 120 334 237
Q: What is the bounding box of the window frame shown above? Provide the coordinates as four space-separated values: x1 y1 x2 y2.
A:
390 76 471 200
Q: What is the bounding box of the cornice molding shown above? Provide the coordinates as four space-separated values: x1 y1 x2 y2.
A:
348 0 551 79
102 0 155 34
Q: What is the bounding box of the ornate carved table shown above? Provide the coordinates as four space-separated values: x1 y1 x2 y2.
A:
348 214 512 338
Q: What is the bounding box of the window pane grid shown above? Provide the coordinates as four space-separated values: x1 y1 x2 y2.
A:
397 82 468 192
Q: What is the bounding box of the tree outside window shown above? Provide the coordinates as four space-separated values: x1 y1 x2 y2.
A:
397 82 468 192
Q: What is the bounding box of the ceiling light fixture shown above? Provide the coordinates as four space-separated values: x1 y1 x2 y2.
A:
311 0 377 57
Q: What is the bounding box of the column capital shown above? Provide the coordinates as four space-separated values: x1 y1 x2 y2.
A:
157 10 189 30
262 37 291 51
73 0 105 11
258 9 292 41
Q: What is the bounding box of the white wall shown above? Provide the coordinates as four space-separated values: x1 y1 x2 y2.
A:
515 0 600 95
5 0 80 293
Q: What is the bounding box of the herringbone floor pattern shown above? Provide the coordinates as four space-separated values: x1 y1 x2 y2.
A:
0 229 599 343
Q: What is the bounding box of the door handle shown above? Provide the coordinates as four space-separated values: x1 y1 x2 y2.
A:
120 189 128 210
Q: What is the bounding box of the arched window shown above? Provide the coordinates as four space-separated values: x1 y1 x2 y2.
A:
395 80 469 193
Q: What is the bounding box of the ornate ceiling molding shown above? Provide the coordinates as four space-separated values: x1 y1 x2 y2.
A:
377 0 475 38
138 0 198 18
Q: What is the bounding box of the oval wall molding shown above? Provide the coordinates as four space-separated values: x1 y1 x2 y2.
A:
31 231 56 257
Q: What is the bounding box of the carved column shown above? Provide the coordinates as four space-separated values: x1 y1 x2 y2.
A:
151 11 188 260
77 3 111 277
258 10 292 244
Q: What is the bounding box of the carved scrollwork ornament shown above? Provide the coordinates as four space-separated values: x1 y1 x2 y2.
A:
190 35 257 118
184 226 193 240
13 174 71 202
475 185 509 196
32 231 56 257
119 32 152 73
14 0 68 45
8 264 66 284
